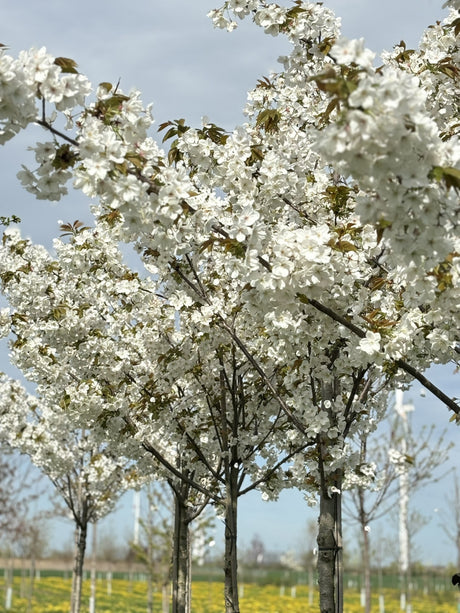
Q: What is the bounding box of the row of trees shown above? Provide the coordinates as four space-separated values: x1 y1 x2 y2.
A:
0 1 459 612
0 414 454 613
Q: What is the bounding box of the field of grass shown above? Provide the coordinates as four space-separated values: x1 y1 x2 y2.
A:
0 576 459 612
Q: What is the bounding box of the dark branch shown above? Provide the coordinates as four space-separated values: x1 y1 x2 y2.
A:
305 297 460 415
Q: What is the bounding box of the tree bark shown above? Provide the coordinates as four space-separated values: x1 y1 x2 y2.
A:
359 501 371 613
171 490 192 613
26 553 36 613
223 462 240 613
70 520 88 613
89 522 97 613
317 469 343 613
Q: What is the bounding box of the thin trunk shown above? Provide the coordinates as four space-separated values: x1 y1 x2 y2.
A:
5 551 13 611
162 581 170 613
223 463 239 613
454 477 460 570
26 552 36 613
171 491 191 613
70 521 88 613
361 519 371 613
317 379 343 613
317 470 343 613
358 488 371 613
147 573 153 613
145 487 156 613
89 522 97 613
20 559 26 598
146 533 153 613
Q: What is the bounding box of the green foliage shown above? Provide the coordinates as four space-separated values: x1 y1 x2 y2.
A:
323 184 355 218
256 108 281 133
427 252 458 293
59 219 91 238
429 165 460 192
52 144 78 171
90 90 130 125
393 40 416 64
245 144 264 167
54 56 79 74
0 215 20 226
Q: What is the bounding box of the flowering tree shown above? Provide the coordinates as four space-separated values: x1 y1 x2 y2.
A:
0 445 40 546
0 223 308 613
131 482 216 613
0 1 459 612
343 393 452 613
0 373 138 613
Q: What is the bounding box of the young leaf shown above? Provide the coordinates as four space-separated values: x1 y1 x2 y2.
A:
54 57 79 74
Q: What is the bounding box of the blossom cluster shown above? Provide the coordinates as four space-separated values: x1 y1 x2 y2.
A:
0 0 458 513
0 46 90 144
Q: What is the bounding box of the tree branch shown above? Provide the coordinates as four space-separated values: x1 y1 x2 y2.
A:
306 297 460 415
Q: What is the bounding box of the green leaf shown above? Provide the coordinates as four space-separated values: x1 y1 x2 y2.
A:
167 140 183 166
256 109 281 133
453 17 460 37
54 57 79 74
52 305 67 321
296 293 310 305
429 165 460 191
256 76 273 89
197 122 228 145
158 119 189 143
59 393 71 409
60 219 91 238
318 97 340 126
0 215 21 227
432 57 460 79
52 143 78 170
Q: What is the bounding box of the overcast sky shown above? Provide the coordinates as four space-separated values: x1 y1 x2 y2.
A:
1 0 459 566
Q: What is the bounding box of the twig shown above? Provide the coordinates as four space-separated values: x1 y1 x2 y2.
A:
306 297 460 415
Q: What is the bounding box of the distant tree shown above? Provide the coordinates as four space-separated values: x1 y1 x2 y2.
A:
0 445 42 547
1 2 460 612
439 469 460 569
0 377 137 613
247 534 265 566
131 481 215 613
131 483 174 613
96 527 125 563
17 517 49 613
344 394 452 613
0 224 308 613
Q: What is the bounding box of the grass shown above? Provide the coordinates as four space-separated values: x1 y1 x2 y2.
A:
0 576 458 612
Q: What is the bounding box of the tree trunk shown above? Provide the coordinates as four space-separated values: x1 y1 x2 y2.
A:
162 580 170 613
146 556 153 613
89 522 97 613
70 521 88 613
358 488 371 613
147 572 153 613
26 552 36 613
5 551 13 611
361 518 371 613
171 490 191 613
317 470 343 613
223 463 240 613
